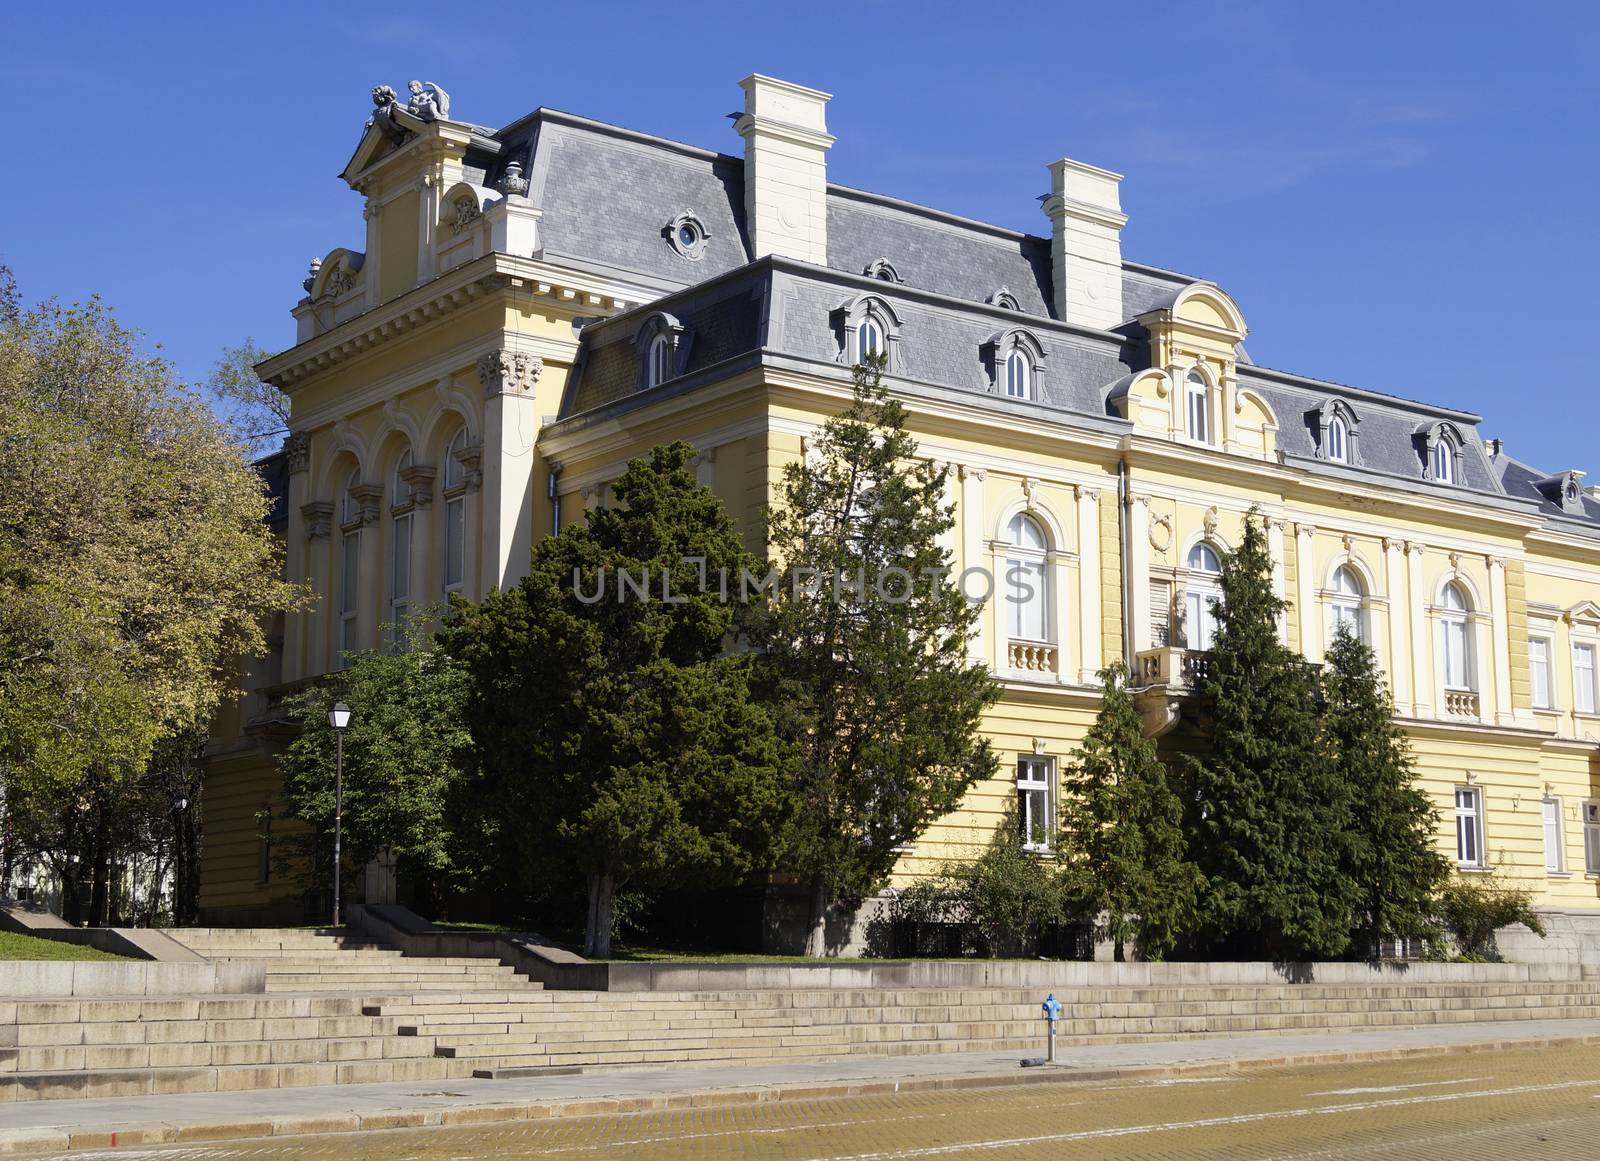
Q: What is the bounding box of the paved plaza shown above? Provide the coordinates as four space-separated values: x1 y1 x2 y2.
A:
15 1041 1600 1159
3 1020 1598 1157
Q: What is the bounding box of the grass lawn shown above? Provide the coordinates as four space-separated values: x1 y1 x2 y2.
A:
0 930 130 961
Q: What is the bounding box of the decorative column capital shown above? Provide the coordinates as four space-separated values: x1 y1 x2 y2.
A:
284 431 310 475
398 463 437 509
477 349 543 397
345 483 383 528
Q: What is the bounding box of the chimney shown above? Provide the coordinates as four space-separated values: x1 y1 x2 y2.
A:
1043 158 1128 331
735 75 834 265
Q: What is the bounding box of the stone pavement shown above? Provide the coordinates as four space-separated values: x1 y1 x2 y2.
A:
1 1018 1597 1155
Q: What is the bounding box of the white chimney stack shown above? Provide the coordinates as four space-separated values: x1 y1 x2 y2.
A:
735 74 834 265
1043 158 1128 331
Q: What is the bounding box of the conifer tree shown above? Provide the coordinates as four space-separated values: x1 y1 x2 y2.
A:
1058 662 1198 960
1322 623 1450 954
755 359 1000 956
1181 511 1357 959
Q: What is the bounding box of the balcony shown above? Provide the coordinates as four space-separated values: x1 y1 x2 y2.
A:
1135 647 1211 691
1443 689 1481 720
1007 639 1058 676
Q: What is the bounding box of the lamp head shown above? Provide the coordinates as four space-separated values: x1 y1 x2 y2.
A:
329 701 352 730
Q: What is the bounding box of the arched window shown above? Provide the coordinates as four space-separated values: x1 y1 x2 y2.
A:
1005 350 1031 400
1185 541 1223 651
646 334 672 388
1431 438 1455 484
856 315 884 363
1185 370 1212 444
1004 512 1050 645
1327 417 1348 464
390 451 413 642
1440 582 1473 689
442 430 467 595
1329 564 1364 642
339 467 361 662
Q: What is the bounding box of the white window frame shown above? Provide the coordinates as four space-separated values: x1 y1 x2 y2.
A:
1328 565 1366 644
1454 786 1484 868
1184 370 1212 445
1005 349 1031 400
1529 636 1553 709
1440 583 1473 691
1185 542 1223 651
1004 512 1050 645
1326 416 1348 463
339 525 360 662
1574 642 1597 715
1543 796 1565 873
1017 756 1054 853
856 315 884 363
442 431 467 596
645 333 672 388
1431 438 1455 484
1583 801 1600 874
389 452 414 644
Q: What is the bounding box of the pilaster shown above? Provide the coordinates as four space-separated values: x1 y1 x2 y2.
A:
1383 538 1413 715
1076 486 1103 683
1407 542 1433 718
1295 523 1318 659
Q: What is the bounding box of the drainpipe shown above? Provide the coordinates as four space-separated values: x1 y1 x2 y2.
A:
1118 455 1135 672
548 464 561 536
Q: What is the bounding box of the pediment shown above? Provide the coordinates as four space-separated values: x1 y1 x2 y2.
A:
340 107 429 187
1567 600 1600 629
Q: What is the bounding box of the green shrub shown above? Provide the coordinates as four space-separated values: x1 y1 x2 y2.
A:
1435 873 1547 961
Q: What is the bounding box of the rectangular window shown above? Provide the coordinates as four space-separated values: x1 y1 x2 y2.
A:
1017 757 1053 853
1443 619 1470 689
444 497 465 592
1584 803 1600 873
338 531 360 662
1575 644 1596 714
1186 385 1210 443
1454 787 1483 867
1543 798 1564 872
1530 637 1552 709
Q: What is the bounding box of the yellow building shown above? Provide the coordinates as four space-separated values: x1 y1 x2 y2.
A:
207 75 1600 959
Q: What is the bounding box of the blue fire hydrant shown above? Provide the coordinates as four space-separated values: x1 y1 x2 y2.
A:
1041 993 1061 1063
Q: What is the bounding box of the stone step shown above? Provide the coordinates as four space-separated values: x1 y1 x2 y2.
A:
5 1034 439 1074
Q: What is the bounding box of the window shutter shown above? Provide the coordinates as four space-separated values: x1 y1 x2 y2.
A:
1150 578 1172 647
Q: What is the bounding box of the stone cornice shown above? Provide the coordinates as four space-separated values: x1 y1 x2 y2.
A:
259 254 654 390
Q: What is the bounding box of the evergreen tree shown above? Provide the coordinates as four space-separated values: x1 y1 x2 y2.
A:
1058 662 1199 960
1181 511 1357 959
1322 623 1450 954
445 443 790 957
754 359 1000 956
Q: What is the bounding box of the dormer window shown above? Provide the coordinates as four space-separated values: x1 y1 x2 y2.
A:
856 316 884 362
833 294 902 370
981 328 1046 401
863 257 903 284
1005 351 1030 399
1185 370 1212 444
647 334 671 388
1326 417 1348 463
988 287 1021 311
634 311 690 389
1418 422 1465 484
1431 439 1454 483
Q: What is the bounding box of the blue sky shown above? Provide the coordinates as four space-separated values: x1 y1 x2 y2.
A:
3 0 1595 473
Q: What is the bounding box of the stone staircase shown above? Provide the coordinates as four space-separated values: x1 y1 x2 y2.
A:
373 979 1600 1073
5 928 1600 1101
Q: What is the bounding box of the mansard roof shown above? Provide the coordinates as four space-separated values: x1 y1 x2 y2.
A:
484 104 1596 537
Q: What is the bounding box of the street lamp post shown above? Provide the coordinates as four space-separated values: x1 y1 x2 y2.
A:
328 702 352 927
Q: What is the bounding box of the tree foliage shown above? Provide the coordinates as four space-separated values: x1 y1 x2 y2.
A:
445 443 790 957
203 339 288 456
1059 662 1199 960
753 359 1001 955
1322 624 1451 954
278 612 472 894
1436 872 1546 960
0 278 297 802
1180 511 1357 959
